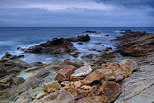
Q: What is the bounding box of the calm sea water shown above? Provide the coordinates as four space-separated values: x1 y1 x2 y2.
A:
0 27 154 63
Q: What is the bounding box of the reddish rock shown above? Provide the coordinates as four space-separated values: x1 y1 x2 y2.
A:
81 59 139 84
54 65 76 82
75 96 106 103
97 81 121 103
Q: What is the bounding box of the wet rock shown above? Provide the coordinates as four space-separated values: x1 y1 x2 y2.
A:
82 31 101 34
30 62 45 67
33 90 75 103
54 65 76 82
104 34 109 36
17 55 24 58
17 47 26 51
25 38 76 54
44 81 61 93
5 52 12 57
97 81 121 103
66 35 90 42
70 51 80 57
103 47 112 51
76 96 106 103
81 54 97 60
95 42 102 45
77 42 83 45
0 53 31 77
114 30 154 57
88 48 97 51
71 65 92 77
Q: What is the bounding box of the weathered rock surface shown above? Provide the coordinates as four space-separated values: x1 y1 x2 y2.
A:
71 65 92 77
0 53 31 77
33 90 75 103
114 54 154 103
82 30 101 34
97 81 121 103
52 59 84 69
114 30 154 57
25 35 91 54
66 35 90 42
44 81 61 93
25 38 76 54
81 59 139 84
75 96 106 103
54 65 76 82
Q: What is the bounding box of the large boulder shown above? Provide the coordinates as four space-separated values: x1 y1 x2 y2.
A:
25 38 76 54
54 65 76 82
97 81 121 103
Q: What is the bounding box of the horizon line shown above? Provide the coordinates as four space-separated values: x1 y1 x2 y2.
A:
0 26 154 28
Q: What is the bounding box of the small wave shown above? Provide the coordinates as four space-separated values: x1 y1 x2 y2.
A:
0 41 16 46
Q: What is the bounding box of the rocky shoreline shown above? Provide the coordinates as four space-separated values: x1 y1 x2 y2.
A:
0 30 154 103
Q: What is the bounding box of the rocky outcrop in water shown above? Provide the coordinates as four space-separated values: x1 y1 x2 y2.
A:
0 52 30 77
114 30 154 57
66 34 90 42
82 30 101 34
25 35 91 54
25 38 76 54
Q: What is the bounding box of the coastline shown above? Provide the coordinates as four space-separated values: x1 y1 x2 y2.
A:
0 29 154 103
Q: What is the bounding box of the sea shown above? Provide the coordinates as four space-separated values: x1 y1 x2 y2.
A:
0 27 154 64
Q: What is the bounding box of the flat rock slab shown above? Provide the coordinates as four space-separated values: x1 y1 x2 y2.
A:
114 60 154 103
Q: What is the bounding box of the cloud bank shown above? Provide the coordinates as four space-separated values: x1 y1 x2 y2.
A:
0 0 153 27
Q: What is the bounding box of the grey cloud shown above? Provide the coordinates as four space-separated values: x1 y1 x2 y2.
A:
95 0 154 8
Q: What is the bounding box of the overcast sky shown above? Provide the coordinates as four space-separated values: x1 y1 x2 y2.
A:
0 0 154 27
